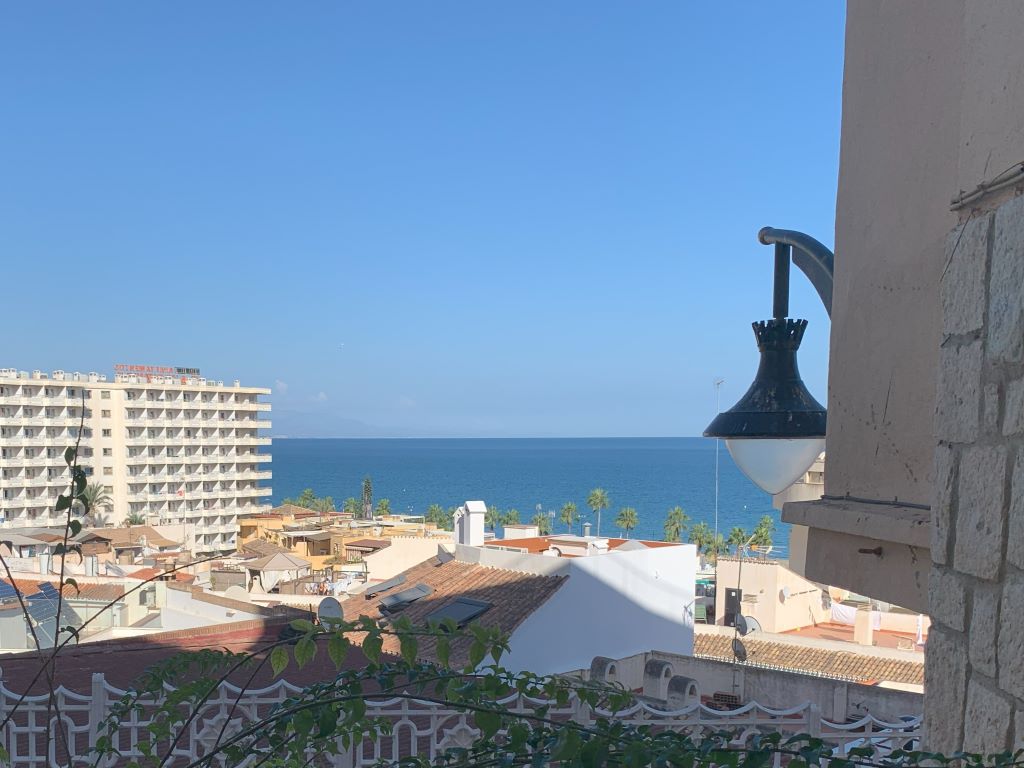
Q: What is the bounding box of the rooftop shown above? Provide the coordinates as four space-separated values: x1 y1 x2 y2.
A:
693 633 923 686
77 526 179 549
345 538 391 551
0 578 126 603
241 539 290 558
783 621 926 651
0 617 376 694
340 556 566 667
485 535 681 556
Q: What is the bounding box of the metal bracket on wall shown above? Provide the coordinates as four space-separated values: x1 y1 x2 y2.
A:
758 227 835 317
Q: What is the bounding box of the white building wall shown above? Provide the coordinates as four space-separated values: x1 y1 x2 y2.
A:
499 544 697 675
0 367 272 553
158 583 265 626
362 538 452 582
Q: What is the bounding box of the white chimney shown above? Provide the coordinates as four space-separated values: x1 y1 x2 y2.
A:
454 500 486 547
583 522 592 537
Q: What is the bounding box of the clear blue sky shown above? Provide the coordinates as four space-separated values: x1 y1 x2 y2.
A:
0 3 845 438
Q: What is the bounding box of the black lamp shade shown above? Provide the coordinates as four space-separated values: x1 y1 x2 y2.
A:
704 318 826 440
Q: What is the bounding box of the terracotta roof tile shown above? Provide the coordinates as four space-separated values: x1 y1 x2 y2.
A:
241 539 290 557
345 538 390 550
486 536 680 555
0 618 378 694
0 578 125 602
693 634 923 685
78 526 178 549
340 558 566 667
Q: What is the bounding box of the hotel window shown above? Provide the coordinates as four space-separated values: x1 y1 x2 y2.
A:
103 485 113 494
103 448 112 456
68 389 77 398
102 429 112 438
102 410 111 418
103 467 112 476
101 391 110 399
24 407 33 417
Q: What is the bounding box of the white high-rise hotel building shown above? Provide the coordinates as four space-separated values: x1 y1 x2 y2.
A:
0 365 271 554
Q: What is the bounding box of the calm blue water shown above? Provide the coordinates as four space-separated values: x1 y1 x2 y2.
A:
268 437 785 547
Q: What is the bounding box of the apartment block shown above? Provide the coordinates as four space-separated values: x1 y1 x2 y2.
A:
0 366 272 554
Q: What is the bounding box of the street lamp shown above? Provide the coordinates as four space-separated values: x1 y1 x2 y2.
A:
703 227 834 496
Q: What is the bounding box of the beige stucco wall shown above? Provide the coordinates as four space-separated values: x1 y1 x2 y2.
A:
715 558 827 634
361 537 450 582
830 0 1024 755
827 0 964 506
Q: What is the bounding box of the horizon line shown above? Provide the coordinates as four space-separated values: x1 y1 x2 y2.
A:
268 434 709 440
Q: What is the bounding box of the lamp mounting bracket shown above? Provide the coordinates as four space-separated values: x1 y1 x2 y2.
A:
758 227 834 317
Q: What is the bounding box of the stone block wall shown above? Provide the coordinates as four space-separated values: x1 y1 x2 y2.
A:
927 193 1024 753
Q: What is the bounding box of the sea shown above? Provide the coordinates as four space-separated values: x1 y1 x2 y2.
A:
268 437 786 550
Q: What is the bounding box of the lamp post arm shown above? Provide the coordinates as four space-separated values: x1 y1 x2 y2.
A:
758 227 834 317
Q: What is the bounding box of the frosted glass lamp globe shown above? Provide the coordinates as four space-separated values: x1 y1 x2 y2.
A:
725 437 825 495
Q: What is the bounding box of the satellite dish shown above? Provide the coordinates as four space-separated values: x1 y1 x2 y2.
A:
224 585 251 602
318 596 344 624
744 616 763 634
779 586 791 603
735 615 750 636
732 638 748 663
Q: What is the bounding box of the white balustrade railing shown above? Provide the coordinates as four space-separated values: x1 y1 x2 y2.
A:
0 673 921 767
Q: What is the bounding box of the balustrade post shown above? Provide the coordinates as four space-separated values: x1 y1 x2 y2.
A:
88 673 108 763
807 702 822 738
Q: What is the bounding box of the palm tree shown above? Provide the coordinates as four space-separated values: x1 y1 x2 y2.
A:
361 476 373 520
485 506 502 531
425 503 446 528
531 513 552 535
559 502 579 533
688 521 712 554
77 483 112 513
342 497 360 517
663 506 689 542
751 515 776 554
374 498 392 517
586 488 610 537
727 526 748 555
125 512 146 526
615 507 638 538
501 509 520 527
708 533 727 562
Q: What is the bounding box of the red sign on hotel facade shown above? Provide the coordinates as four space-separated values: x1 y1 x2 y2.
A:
115 364 201 376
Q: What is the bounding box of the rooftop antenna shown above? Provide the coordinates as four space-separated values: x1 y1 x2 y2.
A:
731 532 758 694
713 377 725 573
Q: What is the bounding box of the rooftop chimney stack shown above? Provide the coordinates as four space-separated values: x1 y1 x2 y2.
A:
455 500 487 547
583 522 592 537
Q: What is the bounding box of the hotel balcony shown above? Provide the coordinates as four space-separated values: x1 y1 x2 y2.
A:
2 436 46 446
0 395 44 406
0 416 35 427
40 416 82 427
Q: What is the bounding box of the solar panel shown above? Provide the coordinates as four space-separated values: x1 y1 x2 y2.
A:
426 598 492 629
379 583 433 614
25 599 82 649
26 599 57 625
36 583 60 599
0 582 19 600
365 574 406 600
